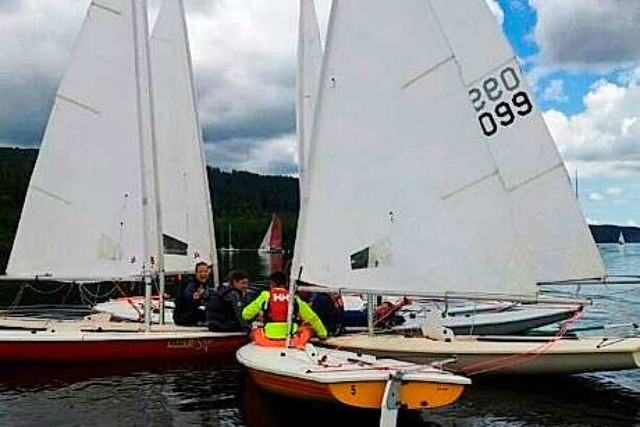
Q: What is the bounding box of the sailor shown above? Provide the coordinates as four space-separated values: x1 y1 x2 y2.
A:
242 271 327 347
173 261 210 326
207 270 252 332
310 292 345 336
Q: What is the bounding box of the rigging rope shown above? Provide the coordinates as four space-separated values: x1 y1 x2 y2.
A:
462 310 584 376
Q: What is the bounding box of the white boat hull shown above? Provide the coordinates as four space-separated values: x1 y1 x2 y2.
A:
400 304 580 335
323 334 640 376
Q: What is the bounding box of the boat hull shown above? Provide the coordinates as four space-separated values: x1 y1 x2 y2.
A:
237 343 469 410
0 329 247 364
402 305 580 336
323 335 640 376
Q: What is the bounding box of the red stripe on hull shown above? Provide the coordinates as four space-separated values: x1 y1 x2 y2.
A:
0 336 248 364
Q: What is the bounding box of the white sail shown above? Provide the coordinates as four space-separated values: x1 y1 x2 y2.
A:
259 218 274 250
297 0 323 196
7 0 159 280
293 0 323 274
293 0 604 298
150 0 218 278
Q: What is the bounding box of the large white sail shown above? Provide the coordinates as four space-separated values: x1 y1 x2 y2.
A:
150 0 218 278
297 0 323 197
294 0 604 298
293 0 323 275
7 0 159 280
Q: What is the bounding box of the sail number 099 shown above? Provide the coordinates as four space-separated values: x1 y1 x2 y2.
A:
469 66 533 137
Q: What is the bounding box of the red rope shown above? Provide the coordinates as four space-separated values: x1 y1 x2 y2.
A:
462 310 583 376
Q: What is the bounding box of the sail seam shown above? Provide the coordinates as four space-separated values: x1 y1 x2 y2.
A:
56 94 101 115
425 0 465 86
31 185 72 206
401 55 455 90
504 162 565 192
91 1 122 16
440 170 499 200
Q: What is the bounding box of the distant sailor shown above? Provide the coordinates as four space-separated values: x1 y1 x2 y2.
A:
207 270 252 332
173 261 211 326
242 271 327 347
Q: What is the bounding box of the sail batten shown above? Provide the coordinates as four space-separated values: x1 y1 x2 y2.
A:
294 0 604 298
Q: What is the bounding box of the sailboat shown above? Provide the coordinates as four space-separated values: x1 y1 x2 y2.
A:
618 230 626 245
220 223 240 253
291 0 640 375
293 0 581 336
258 213 284 253
0 0 247 362
237 3 470 425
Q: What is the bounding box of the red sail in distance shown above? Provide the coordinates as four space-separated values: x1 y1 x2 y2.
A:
269 214 283 249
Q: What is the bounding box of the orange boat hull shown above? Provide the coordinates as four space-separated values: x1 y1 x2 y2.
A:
248 368 465 410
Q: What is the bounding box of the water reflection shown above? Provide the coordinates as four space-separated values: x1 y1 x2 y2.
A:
0 359 244 426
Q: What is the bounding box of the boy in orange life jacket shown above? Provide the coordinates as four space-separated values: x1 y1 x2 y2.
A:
242 271 327 347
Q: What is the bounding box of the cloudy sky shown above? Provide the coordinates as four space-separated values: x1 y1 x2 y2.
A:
0 0 639 226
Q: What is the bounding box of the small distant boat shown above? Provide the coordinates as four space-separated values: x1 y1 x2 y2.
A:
258 213 284 253
618 230 626 245
220 223 240 253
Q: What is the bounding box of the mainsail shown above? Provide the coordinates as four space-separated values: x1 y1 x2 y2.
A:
7 0 159 280
297 0 323 197
293 0 604 298
150 0 218 281
293 0 323 269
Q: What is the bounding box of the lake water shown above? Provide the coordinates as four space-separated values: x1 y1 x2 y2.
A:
1 247 639 426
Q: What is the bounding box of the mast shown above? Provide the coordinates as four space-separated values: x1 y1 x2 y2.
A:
132 0 164 330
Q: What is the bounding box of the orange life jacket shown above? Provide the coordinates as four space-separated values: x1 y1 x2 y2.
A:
264 287 291 323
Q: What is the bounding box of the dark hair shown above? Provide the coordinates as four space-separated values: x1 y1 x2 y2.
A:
269 271 287 287
194 261 209 272
227 269 249 283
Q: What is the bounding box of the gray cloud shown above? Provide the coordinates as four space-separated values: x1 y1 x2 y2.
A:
0 1 22 15
531 0 640 70
0 0 305 175
204 134 298 176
